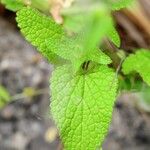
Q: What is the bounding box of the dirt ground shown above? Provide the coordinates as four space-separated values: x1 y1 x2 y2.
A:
0 5 150 150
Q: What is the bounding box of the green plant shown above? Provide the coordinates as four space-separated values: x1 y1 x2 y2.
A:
1 0 150 150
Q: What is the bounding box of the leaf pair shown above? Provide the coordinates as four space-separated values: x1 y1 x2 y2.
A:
17 7 114 69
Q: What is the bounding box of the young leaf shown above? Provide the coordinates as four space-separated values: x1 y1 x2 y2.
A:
64 4 115 51
51 64 118 150
1 0 24 11
16 7 65 64
122 49 150 86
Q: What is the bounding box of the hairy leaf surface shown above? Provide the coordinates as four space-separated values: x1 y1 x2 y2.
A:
122 50 150 86
16 7 64 64
51 65 118 150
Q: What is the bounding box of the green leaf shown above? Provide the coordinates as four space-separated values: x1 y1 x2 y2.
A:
16 7 65 64
62 6 114 71
0 85 11 108
107 26 121 47
122 49 150 86
1 0 24 11
64 4 114 50
51 64 118 150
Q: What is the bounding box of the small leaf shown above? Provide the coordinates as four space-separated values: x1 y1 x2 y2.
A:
16 7 65 64
51 64 118 150
64 5 114 51
0 85 11 108
1 0 24 11
122 49 150 86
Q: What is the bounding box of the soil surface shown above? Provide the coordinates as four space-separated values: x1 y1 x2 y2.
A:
0 11 150 150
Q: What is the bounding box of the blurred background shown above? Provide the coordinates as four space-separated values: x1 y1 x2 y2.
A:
0 0 150 150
